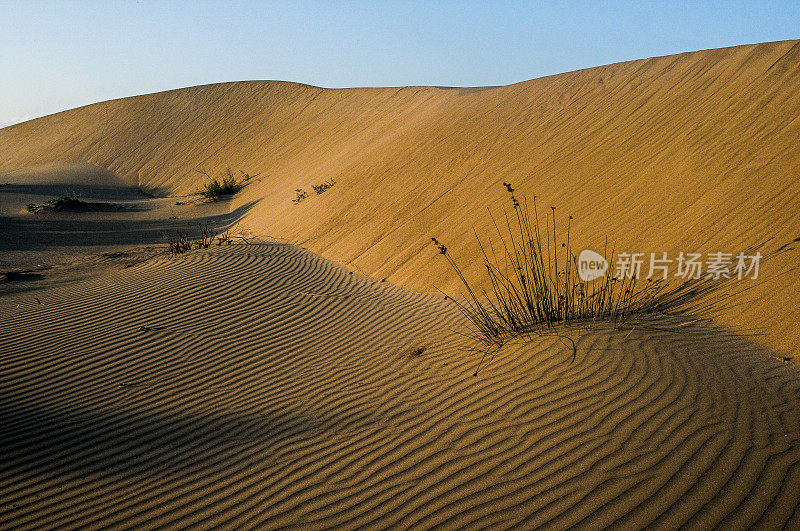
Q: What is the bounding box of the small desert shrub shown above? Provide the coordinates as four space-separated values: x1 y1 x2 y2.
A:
26 195 89 213
48 196 87 209
196 168 255 200
167 221 217 256
201 176 237 199
432 182 739 351
292 188 309 204
168 232 193 255
312 178 335 195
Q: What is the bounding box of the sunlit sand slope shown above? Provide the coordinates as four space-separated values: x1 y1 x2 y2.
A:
2 41 798 354
1 244 799 528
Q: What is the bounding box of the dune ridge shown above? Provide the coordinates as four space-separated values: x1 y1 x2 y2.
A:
2 244 800 528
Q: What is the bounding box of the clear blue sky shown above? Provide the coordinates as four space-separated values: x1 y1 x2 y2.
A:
1 1 798 127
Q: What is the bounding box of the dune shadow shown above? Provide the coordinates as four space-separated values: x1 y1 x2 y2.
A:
0 395 359 484
0 200 259 251
30 201 147 213
0 271 45 283
0 182 146 202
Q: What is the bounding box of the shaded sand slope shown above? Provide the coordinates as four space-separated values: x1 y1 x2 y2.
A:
0 162 260 294
0 163 256 254
1 41 799 354
1 244 800 528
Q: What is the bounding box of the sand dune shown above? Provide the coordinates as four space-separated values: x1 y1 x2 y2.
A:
1 40 799 356
2 40 800 528
1 244 799 528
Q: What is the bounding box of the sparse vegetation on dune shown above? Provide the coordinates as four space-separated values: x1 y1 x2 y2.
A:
432 183 766 355
196 168 259 200
292 188 309 204
166 221 244 256
312 178 335 195
25 195 90 213
203 177 237 199
167 221 217 256
293 178 336 204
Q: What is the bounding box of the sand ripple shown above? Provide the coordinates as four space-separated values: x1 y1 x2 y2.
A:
1 244 799 528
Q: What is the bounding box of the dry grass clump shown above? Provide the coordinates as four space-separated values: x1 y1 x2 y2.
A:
197 168 258 200
431 182 749 352
292 189 309 204
166 221 254 256
312 178 335 195
26 195 89 213
167 221 218 256
293 178 336 204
